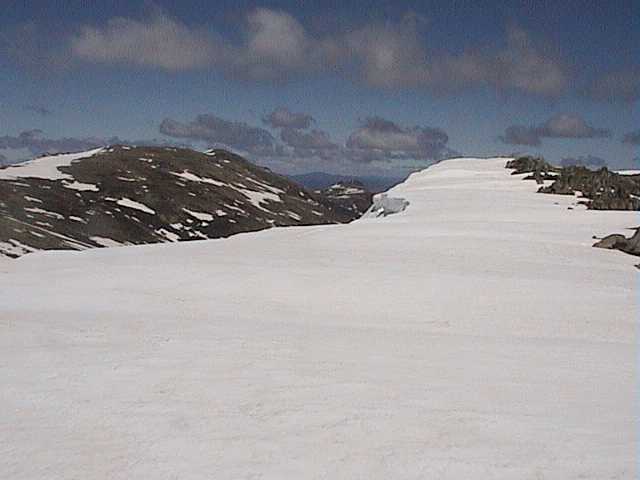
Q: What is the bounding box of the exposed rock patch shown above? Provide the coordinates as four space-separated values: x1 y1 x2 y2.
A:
506 155 640 210
593 229 640 257
539 167 640 210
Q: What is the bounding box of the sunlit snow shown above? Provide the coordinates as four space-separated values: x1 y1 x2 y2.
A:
0 157 636 479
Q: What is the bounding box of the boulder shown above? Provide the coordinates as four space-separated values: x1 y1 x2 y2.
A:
593 229 640 256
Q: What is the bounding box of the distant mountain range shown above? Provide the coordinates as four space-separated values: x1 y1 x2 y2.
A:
288 171 404 193
0 146 373 258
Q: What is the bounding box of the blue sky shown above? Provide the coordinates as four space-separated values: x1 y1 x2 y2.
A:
0 0 638 176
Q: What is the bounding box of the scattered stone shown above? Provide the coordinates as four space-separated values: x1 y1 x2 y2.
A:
538 166 640 210
506 156 640 211
507 156 640 264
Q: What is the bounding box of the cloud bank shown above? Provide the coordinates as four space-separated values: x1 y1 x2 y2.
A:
64 8 569 97
159 115 275 155
263 107 314 129
161 110 458 169
500 113 611 146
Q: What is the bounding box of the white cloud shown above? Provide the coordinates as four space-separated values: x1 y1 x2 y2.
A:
71 11 224 70
346 117 454 160
500 113 611 146
66 8 570 97
263 107 314 129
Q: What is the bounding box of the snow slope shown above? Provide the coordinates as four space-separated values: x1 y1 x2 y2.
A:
0 158 637 479
0 148 104 180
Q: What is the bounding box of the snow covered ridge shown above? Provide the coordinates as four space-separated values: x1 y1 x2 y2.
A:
1 156 636 478
0 146 369 258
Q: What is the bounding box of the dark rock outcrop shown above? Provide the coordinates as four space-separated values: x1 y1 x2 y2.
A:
505 156 559 176
506 156 640 210
538 167 640 210
593 229 640 257
506 156 640 263
0 146 364 258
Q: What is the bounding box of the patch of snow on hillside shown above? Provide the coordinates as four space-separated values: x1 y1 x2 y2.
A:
0 148 104 181
23 207 65 220
170 170 226 187
0 239 36 257
285 210 302 220
182 208 214 222
155 228 180 242
90 236 123 248
63 180 100 192
236 188 282 211
327 184 365 196
115 198 156 215
245 177 285 194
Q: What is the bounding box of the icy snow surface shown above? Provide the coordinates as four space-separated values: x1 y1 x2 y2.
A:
0 158 637 479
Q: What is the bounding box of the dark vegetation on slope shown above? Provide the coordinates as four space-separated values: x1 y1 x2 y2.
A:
506 156 640 262
0 146 372 258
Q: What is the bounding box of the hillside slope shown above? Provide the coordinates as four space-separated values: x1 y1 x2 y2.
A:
0 157 636 479
0 146 363 257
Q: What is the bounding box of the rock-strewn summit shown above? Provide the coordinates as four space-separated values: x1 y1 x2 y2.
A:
506 156 640 210
0 146 370 258
506 155 640 263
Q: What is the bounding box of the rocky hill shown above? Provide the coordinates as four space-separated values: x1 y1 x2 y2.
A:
0 146 369 258
317 180 373 217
